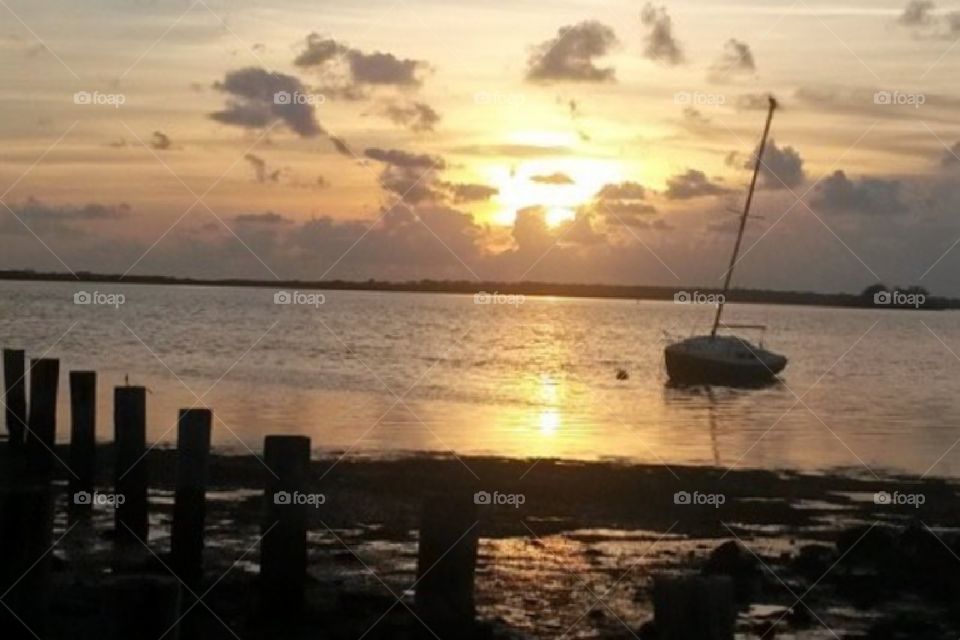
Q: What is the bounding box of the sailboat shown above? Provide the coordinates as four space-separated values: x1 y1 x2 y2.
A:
664 96 788 386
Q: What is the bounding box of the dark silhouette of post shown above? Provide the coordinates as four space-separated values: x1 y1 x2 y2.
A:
415 493 479 626
653 575 735 640
261 435 310 614
25 358 59 471
114 386 148 544
103 575 182 640
171 408 212 587
2 349 26 449
69 371 97 517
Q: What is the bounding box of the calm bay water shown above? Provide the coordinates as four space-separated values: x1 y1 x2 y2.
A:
2 279 959 477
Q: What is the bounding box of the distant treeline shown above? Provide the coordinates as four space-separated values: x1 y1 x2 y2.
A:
0 270 953 310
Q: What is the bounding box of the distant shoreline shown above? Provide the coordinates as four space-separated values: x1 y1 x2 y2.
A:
0 269 953 310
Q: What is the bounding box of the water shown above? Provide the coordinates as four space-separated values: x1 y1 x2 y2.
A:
2 279 959 477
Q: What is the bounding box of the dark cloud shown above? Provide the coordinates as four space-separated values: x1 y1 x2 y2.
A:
150 131 173 151
640 3 684 65
812 170 908 215
234 212 292 224
210 67 323 137
330 136 353 156
748 139 806 190
442 183 499 203
680 106 711 131
708 39 755 82
899 0 935 26
244 153 281 183
526 21 618 83
294 34 428 96
378 100 440 132
1 198 130 235
530 172 574 185
596 181 647 200
665 169 730 199
589 181 656 226
363 147 445 170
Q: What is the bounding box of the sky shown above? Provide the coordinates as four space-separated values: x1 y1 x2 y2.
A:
3 0 960 294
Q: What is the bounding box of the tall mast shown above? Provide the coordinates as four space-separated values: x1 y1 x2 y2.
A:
710 95 777 338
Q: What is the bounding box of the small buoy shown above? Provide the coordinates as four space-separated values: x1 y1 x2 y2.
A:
616 368 629 381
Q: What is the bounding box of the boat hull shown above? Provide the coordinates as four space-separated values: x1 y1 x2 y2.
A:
664 343 786 387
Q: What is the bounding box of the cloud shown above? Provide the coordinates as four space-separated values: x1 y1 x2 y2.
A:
294 34 429 97
708 39 755 82
811 170 908 215
596 181 647 200
448 143 574 158
1 198 130 235
442 183 499 203
898 0 935 26
378 100 440 132
940 142 960 166
234 212 292 224
640 3 684 65
588 180 657 226
330 136 353 156
680 106 712 131
210 67 323 137
363 147 445 170
150 131 173 151
735 93 773 111
244 153 281 183
530 172 574 185
526 21 618 83
747 139 805 189
665 169 730 199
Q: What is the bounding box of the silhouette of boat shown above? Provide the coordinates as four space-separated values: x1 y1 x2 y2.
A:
664 96 787 386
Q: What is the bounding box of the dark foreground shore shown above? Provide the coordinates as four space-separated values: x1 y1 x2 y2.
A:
5 448 960 639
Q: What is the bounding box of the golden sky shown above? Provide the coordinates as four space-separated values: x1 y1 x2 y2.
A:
2 0 960 293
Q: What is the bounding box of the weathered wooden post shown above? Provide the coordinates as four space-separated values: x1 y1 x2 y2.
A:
261 435 310 614
653 575 736 640
102 575 182 640
2 348 26 449
25 358 59 469
415 492 480 626
114 386 148 544
171 408 212 587
69 371 97 517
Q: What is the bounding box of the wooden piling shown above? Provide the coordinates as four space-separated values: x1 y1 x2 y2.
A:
653 575 736 640
69 371 97 516
415 492 480 626
102 575 182 640
171 408 212 587
24 358 59 469
260 435 310 614
2 348 26 449
114 386 148 544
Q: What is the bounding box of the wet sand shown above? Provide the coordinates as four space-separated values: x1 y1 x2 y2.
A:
33 449 960 638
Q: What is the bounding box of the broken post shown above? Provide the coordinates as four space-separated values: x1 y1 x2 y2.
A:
653 575 736 640
2 349 26 449
69 371 97 516
261 435 310 614
25 358 59 470
415 492 480 626
114 386 148 544
171 408 212 587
